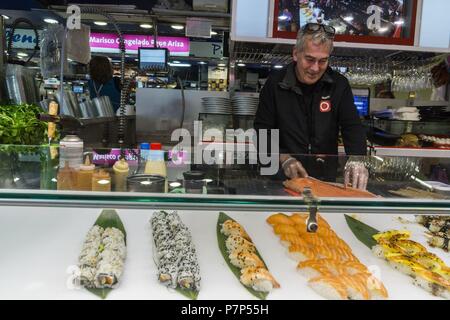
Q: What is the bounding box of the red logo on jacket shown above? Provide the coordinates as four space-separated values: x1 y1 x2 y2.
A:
319 100 332 113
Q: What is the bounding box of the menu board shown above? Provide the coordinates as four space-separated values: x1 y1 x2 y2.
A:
272 0 418 46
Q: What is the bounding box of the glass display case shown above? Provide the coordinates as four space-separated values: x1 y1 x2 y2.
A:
0 144 449 300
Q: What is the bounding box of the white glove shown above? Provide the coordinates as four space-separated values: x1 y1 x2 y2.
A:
344 159 369 190
282 157 309 179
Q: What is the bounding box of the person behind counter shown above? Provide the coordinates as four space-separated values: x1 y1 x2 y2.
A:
254 23 369 190
87 56 121 113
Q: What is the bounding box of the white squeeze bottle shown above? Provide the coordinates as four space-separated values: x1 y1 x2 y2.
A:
144 143 167 192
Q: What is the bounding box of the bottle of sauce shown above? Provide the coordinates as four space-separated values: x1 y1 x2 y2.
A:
113 158 129 192
144 143 167 192
57 161 75 190
76 156 95 191
92 169 111 192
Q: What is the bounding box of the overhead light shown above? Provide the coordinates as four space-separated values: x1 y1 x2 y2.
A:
140 23 153 29
218 63 227 67
171 24 184 30
211 31 218 35
44 18 59 24
203 179 213 183
1 15 11 20
274 65 284 69
237 63 246 67
169 63 191 67
94 21 108 26
134 58 138 62
17 52 28 57
343 16 354 22
394 19 405 25
172 61 181 64
198 61 207 65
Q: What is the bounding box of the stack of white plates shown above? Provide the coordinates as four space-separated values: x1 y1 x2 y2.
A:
202 97 232 114
232 96 259 116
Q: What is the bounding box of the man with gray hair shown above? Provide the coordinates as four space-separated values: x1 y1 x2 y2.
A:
254 23 369 190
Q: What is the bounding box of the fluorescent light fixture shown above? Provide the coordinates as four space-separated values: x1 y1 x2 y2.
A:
168 63 191 67
17 52 28 57
217 63 227 67
343 16 354 22
140 23 153 29
1 15 11 20
211 31 218 35
44 18 59 24
274 65 284 69
94 21 108 26
172 61 181 64
171 24 184 30
198 61 207 65
237 63 246 67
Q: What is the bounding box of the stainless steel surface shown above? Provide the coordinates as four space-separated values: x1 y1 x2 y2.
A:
5 64 39 105
136 88 229 143
92 96 115 118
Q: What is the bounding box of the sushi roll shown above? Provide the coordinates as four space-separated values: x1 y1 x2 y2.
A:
300 233 327 247
288 244 316 262
229 250 265 269
393 240 426 256
267 213 295 226
76 266 97 288
308 276 348 300
221 220 251 240
225 235 256 254
341 261 369 275
240 267 280 292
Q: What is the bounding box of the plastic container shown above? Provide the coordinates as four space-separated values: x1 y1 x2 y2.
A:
138 142 150 173
113 158 129 192
76 156 95 191
144 143 166 177
92 169 111 192
57 161 76 190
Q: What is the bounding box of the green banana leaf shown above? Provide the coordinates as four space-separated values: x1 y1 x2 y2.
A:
217 212 270 300
345 215 380 250
85 209 126 299
175 287 199 300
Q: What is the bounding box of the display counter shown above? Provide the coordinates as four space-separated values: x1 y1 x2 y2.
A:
0 145 449 300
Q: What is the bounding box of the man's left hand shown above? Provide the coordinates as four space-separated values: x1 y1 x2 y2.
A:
344 160 369 190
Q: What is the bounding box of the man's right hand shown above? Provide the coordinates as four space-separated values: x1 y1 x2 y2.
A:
280 154 308 179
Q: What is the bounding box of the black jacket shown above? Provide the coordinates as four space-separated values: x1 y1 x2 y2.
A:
254 63 367 180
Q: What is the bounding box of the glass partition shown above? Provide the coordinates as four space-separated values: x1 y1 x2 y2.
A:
0 144 448 212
